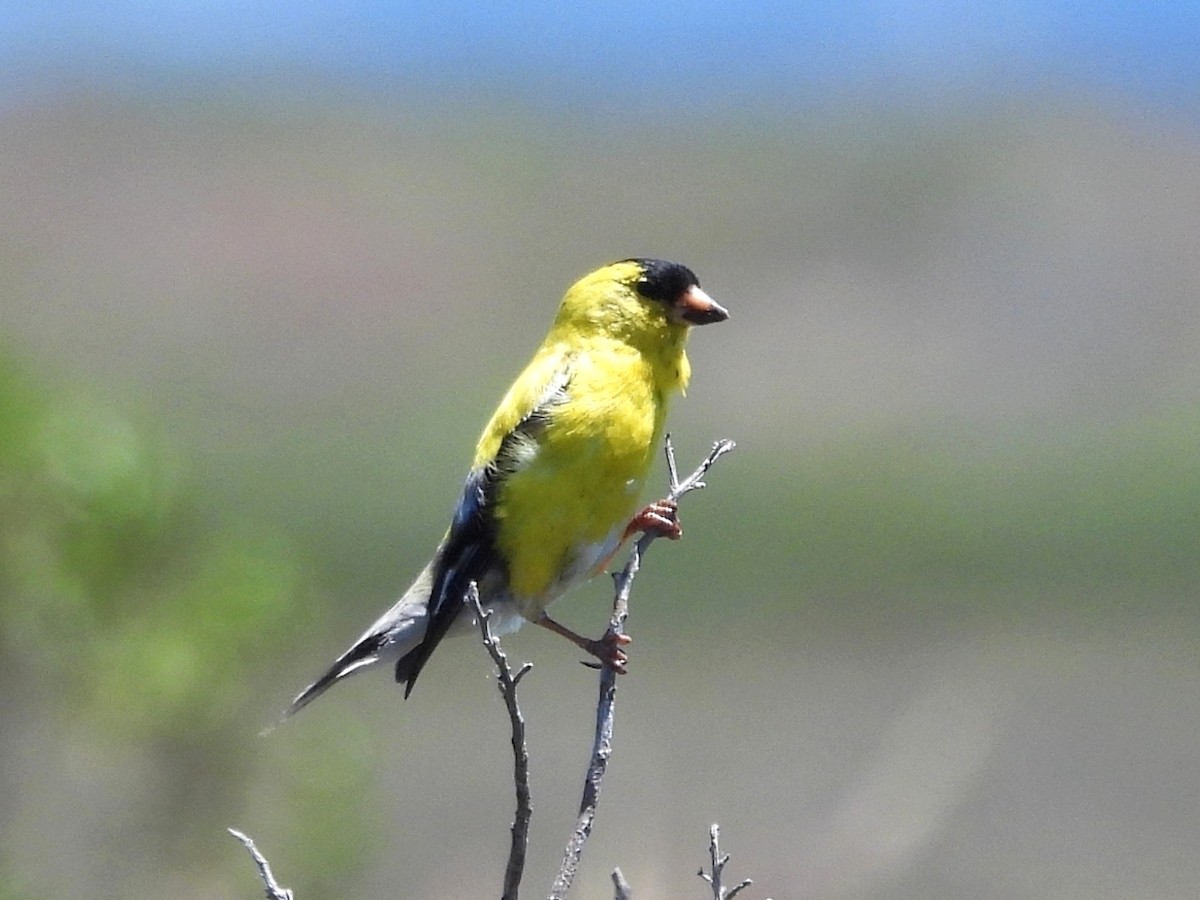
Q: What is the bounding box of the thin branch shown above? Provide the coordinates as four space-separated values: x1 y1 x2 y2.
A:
698 824 760 900
666 435 737 500
227 828 294 900
234 440 735 900
611 867 634 899
549 437 737 899
471 583 534 900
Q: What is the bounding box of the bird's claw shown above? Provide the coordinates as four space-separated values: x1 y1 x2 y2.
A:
626 497 682 541
582 631 631 673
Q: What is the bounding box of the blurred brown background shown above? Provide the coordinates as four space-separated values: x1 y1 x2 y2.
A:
2 7 1200 898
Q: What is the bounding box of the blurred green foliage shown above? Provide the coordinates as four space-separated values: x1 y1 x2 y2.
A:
0 345 299 739
0 344 376 896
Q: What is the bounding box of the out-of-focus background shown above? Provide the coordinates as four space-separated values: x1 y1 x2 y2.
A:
3 4 1199 898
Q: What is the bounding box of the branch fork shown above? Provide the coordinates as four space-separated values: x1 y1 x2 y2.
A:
230 437 740 900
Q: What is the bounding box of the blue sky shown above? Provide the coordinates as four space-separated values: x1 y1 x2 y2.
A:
2 2 1198 112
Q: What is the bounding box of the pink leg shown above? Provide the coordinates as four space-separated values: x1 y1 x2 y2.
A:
537 615 631 674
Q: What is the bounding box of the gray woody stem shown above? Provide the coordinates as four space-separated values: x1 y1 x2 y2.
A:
228 438 736 900
699 823 762 900
227 828 294 900
549 437 736 900
470 584 535 900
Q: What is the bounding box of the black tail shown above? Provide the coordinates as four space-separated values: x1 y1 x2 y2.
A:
278 635 383 722
397 467 496 696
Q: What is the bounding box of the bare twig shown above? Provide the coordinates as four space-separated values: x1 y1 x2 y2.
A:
227 828 294 900
232 441 735 900
470 583 534 900
549 437 736 899
698 824 760 900
611 867 634 899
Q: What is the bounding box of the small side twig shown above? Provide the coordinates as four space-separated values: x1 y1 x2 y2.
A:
611 867 634 899
698 824 759 900
227 828 294 900
550 437 736 899
470 583 534 900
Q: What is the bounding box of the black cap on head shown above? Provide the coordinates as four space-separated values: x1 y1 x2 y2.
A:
621 258 700 303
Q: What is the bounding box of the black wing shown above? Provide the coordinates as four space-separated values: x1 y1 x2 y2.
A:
394 463 495 697
394 365 571 696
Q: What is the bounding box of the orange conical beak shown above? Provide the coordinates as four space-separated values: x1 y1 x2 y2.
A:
674 285 729 325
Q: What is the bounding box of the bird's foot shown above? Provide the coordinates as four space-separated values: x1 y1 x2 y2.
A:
624 497 682 542
581 631 632 674
538 615 631 673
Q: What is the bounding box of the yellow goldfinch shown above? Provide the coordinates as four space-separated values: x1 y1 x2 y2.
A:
283 258 727 717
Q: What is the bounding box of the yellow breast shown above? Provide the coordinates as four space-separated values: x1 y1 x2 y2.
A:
492 338 683 615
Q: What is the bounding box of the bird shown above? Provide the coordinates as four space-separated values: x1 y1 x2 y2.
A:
281 258 727 719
